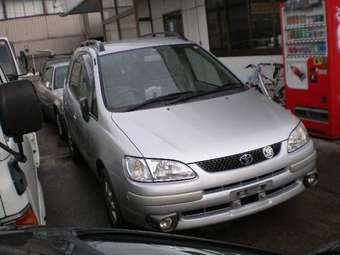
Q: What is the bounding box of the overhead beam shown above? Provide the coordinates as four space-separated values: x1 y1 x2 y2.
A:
133 0 140 37
147 0 154 33
42 0 48 15
102 7 134 25
99 0 106 41
113 0 122 40
1 0 7 19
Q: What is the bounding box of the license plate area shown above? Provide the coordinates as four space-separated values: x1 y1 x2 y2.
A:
230 181 273 201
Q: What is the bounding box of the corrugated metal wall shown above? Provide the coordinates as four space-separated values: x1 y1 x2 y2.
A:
0 0 103 56
101 0 138 41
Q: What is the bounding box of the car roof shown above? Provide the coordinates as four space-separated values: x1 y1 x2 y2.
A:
94 37 193 56
0 37 10 42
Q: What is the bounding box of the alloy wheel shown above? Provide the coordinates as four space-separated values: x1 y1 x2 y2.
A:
104 179 118 226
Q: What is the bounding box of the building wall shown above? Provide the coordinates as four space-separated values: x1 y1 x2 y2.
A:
144 0 209 50
0 12 103 56
101 0 138 41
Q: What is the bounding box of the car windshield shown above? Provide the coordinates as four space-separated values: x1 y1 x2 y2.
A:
99 44 242 111
0 40 17 77
54 65 69 89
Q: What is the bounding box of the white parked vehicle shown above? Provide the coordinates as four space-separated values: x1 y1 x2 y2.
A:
0 37 22 81
0 60 46 225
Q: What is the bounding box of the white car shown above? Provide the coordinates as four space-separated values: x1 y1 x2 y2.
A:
0 64 46 226
0 37 22 81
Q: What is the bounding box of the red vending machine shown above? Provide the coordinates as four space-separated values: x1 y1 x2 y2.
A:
281 0 340 139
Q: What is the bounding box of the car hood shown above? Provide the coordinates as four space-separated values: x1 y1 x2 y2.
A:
112 90 299 163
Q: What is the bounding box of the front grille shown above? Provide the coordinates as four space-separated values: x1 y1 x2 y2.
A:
197 143 282 172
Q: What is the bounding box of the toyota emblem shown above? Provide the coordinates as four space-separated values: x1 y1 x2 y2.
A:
239 154 254 166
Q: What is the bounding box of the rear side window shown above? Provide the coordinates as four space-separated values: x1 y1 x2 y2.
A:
69 62 82 98
78 54 97 118
54 65 69 89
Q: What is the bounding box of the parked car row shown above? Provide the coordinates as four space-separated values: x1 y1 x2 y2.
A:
0 34 319 233
27 35 318 232
0 34 322 254
35 60 69 139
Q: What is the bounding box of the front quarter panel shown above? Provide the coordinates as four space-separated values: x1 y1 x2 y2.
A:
86 49 144 197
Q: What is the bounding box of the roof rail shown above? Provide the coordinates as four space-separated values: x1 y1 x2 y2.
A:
80 40 105 52
141 32 188 41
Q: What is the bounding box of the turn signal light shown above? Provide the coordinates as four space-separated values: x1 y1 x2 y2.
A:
15 206 38 226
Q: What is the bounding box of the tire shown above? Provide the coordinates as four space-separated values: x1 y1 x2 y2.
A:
56 111 67 141
67 132 81 162
101 170 124 227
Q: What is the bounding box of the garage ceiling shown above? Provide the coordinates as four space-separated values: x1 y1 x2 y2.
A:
60 0 101 16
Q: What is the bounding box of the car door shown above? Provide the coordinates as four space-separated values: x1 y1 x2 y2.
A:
75 54 98 160
64 56 83 151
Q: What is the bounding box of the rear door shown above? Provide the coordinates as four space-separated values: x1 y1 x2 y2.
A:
64 56 83 150
76 53 98 161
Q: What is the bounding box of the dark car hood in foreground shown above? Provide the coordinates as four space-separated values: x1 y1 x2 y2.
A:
0 227 281 255
0 227 336 255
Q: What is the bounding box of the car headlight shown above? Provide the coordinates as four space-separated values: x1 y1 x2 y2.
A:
125 157 197 183
287 122 309 153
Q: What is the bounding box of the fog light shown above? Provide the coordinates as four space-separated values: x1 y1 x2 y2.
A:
304 173 318 187
146 213 178 232
159 217 173 231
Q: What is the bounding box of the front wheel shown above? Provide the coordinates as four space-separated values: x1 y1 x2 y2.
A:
56 111 67 140
67 133 81 162
101 171 124 227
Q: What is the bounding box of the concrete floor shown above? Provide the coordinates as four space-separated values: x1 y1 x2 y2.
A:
37 123 340 255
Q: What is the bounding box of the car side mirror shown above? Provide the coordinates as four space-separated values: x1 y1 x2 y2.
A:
79 97 90 122
0 80 43 162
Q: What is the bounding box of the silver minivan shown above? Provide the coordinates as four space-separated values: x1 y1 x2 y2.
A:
63 36 317 232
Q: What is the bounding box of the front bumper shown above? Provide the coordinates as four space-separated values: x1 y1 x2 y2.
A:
120 140 317 231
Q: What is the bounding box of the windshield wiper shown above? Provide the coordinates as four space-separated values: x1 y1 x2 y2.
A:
125 91 199 111
167 83 244 105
